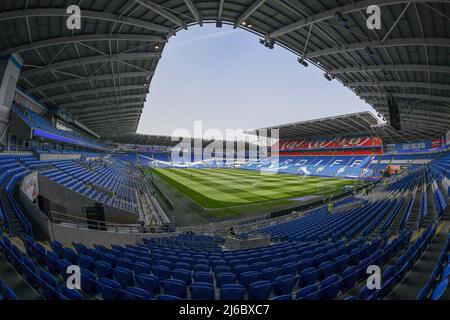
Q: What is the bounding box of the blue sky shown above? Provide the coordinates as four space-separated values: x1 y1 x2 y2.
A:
137 23 375 139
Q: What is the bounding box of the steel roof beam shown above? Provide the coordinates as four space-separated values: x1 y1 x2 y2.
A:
61 95 145 108
184 0 202 25
2 34 164 56
69 102 144 112
0 8 171 33
349 81 450 92
41 85 148 102
330 64 450 75
21 52 159 79
78 111 142 122
76 108 143 119
235 0 268 26
83 114 141 126
27 72 152 94
133 0 186 28
268 0 450 38
86 117 140 126
305 38 450 59
360 92 450 103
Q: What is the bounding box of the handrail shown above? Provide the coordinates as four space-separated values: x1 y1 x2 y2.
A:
48 210 142 233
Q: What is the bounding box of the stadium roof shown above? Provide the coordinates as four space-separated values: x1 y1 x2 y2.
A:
251 111 442 143
1 0 449 141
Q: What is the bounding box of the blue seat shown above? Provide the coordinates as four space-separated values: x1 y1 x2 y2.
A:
239 271 260 288
2 286 18 300
214 265 231 274
134 262 151 275
261 267 281 282
94 260 113 279
161 279 187 299
220 284 246 300
382 265 395 280
341 266 358 292
158 294 184 300
299 267 319 286
22 256 40 288
251 261 269 272
318 275 340 299
248 280 273 300
319 261 335 279
39 269 58 289
97 278 122 300
216 272 237 287
43 251 60 275
274 274 296 295
416 282 432 300
116 257 133 270
80 268 99 296
314 253 327 267
122 287 152 300
359 286 375 300
233 264 250 275
194 272 214 284
298 258 314 270
335 255 349 273
172 269 192 285
155 259 173 270
123 253 138 263
192 264 209 272
282 262 298 275
271 294 292 300
33 243 47 266
190 282 216 300
432 278 449 300
50 241 64 258
135 274 160 294
78 254 94 272
73 243 88 255
62 247 78 264
99 252 116 265
295 284 318 300
175 262 191 271
59 284 85 300
114 267 134 288
152 265 171 279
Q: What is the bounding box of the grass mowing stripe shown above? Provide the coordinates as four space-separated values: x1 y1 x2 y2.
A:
156 168 264 205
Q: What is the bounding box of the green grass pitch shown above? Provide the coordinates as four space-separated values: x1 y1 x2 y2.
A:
149 167 357 217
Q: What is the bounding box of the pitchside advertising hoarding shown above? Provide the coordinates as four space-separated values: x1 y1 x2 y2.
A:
275 135 382 151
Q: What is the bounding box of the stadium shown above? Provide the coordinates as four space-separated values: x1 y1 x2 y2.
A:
0 0 449 308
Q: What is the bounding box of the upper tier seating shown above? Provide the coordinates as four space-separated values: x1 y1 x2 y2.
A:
11 102 106 151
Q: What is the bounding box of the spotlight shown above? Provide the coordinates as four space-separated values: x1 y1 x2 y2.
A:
324 73 333 81
155 44 160 50
247 24 252 28
297 57 308 67
259 38 275 49
242 21 247 26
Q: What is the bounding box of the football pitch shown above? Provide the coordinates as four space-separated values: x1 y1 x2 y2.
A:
148 167 358 220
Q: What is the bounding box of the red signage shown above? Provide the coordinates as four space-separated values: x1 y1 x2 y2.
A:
276 136 382 151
